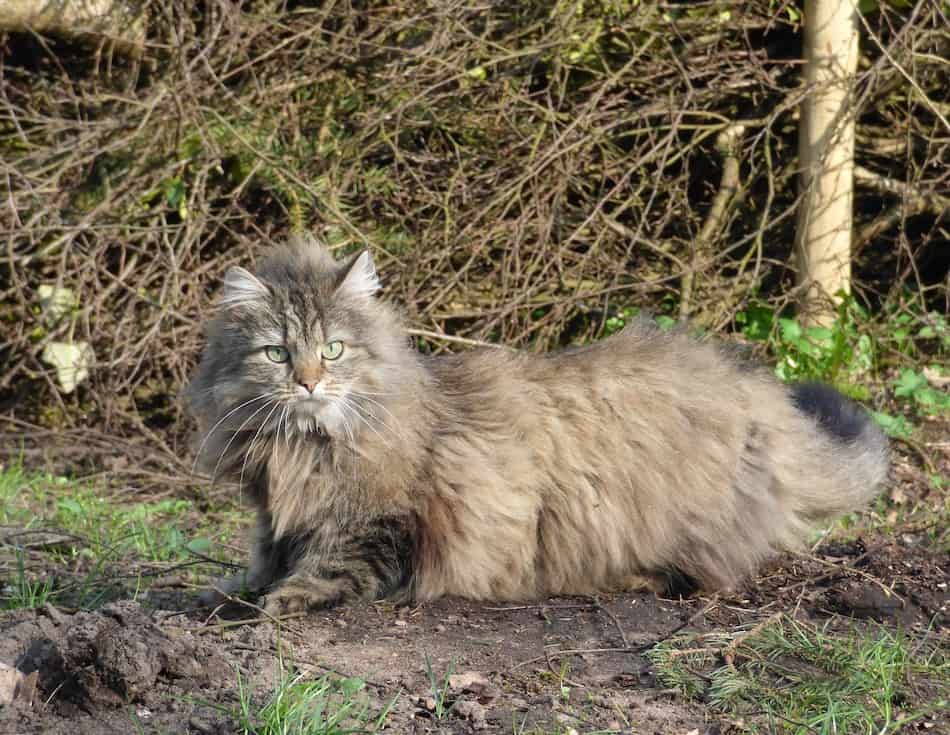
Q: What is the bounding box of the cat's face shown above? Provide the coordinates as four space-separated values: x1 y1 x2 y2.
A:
189 241 408 445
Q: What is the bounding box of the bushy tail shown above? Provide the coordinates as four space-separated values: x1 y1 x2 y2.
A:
788 381 890 518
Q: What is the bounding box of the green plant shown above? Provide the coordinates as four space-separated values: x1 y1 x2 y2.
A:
230 668 392 735
892 368 949 416
3 547 55 610
735 296 875 390
0 463 245 608
423 653 456 720
649 615 949 734
603 306 641 336
0 464 234 565
869 410 914 440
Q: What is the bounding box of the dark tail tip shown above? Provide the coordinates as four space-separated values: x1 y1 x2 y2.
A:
790 382 871 443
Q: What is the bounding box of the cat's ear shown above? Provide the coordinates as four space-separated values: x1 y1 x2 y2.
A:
219 266 269 309
336 250 380 299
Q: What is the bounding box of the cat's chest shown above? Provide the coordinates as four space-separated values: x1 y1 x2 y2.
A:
263 441 350 537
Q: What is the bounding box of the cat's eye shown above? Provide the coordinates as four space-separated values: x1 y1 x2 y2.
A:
322 341 344 361
264 345 290 363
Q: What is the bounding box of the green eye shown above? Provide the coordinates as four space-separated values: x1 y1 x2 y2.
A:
264 345 290 363
322 341 344 360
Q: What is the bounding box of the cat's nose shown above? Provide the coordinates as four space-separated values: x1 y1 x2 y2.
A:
295 363 322 394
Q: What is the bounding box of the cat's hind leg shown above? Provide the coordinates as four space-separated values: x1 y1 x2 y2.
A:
263 516 416 615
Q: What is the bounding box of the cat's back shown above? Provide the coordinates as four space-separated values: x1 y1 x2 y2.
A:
424 319 761 437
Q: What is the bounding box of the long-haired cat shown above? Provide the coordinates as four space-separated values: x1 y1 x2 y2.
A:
185 238 888 615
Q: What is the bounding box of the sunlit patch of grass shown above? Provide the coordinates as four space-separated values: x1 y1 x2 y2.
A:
649 614 948 734
0 462 248 609
227 667 395 735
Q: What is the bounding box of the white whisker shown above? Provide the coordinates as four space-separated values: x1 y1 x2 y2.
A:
210 398 277 483
191 392 272 474
349 391 404 437
239 400 281 500
281 404 292 451
337 395 395 448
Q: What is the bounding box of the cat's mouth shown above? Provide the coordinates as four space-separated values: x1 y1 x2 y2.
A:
291 397 337 437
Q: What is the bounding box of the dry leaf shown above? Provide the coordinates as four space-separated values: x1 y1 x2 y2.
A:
448 671 490 690
922 366 950 389
37 284 77 323
40 341 95 393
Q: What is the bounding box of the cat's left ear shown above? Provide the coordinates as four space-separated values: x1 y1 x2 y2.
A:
336 250 380 299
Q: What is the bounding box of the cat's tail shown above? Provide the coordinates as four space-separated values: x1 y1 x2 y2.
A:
676 381 889 593
786 381 890 517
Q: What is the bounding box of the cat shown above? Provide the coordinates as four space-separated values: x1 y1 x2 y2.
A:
184 237 889 615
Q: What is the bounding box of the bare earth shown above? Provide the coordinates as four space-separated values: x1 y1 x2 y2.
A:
0 534 946 735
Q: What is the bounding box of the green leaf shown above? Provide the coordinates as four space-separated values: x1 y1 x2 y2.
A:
779 318 803 345
805 327 834 345
164 177 185 207
58 498 84 515
655 315 676 332
736 304 773 341
870 411 913 439
338 677 366 697
40 341 95 393
892 369 928 398
37 285 78 323
186 537 212 554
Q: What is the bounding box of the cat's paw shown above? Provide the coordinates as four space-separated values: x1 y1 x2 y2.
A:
262 576 347 616
199 573 252 608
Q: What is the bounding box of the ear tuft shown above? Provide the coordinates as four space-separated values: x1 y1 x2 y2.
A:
219 266 269 308
336 250 380 299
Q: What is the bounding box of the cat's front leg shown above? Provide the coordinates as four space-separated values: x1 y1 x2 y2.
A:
262 516 416 615
200 510 288 607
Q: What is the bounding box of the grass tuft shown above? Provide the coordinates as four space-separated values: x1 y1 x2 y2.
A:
423 653 456 720
649 614 948 734
231 667 394 735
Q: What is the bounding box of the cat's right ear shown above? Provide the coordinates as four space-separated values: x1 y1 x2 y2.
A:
218 266 269 309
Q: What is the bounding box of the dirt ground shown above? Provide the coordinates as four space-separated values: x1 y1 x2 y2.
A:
0 541 946 734
0 441 947 735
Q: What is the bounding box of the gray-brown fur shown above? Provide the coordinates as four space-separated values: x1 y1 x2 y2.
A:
184 238 889 614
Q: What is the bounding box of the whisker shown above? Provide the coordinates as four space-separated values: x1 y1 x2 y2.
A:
349 392 403 436
239 400 281 499
191 392 272 474
337 395 394 448
281 404 292 451
210 398 277 483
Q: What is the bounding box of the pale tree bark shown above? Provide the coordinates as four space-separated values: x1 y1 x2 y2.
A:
796 0 860 326
0 0 146 56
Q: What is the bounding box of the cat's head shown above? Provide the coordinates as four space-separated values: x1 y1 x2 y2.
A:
186 237 413 451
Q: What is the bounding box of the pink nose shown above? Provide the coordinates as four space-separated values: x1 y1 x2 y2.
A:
300 381 317 393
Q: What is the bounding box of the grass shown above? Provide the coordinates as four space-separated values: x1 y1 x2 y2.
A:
0 462 247 610
423 653 456 720
227 663 395 735
4 547 54 609
649 614 949 734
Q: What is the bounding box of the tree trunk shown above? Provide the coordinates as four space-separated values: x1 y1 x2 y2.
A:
0 0 146 57
795 0 860 326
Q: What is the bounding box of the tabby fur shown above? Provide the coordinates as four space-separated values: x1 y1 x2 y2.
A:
184 238 889 614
